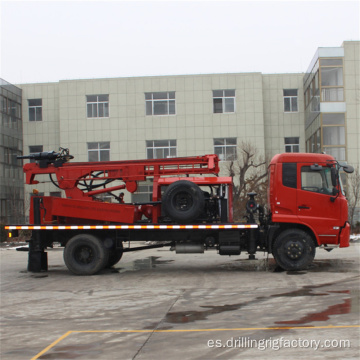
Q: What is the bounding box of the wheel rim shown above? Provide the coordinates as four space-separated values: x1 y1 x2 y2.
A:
74 245 94 265
172 191 193 211
283 238 305 260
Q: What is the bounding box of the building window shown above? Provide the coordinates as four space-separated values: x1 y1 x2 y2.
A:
322 113 346 161
284 137 299 152
1 94 21 129
87 142 110 161
146 140 176 159
86 95 109 118
322 113 345 125
145 92 175 115
321 67 343 86
283 89 298 112
132 182 153 203
28 99 42 121
213 90 235 113
214 138 237 161
324 147 346 161
320 59 344 102
321 87 344 102
307 128 322 154
4 147 19 166
29 145 43 163
2 97 21 122
323 127 345 146
0 96 7 113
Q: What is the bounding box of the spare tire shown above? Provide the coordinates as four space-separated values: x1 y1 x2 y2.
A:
162 180 204 223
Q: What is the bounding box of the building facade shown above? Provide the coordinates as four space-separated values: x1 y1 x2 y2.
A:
304 42 360 169
19 72 306 203
1 41 358 223
304 41 360 197
0 79 24 224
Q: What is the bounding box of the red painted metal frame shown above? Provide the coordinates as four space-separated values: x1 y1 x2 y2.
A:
23 154 234 225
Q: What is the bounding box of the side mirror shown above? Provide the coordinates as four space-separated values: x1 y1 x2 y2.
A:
332 187 339 196
343 165 354 174
331 167 338 187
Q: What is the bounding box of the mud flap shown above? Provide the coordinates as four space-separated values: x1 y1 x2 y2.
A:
339 222 350 248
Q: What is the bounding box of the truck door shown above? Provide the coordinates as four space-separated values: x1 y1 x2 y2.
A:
297 164 340 244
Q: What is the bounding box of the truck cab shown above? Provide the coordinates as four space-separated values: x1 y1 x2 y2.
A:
268 153 353 270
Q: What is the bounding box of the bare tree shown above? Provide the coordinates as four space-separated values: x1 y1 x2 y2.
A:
224 141 269 221
7 185 25 224
348 166 360 230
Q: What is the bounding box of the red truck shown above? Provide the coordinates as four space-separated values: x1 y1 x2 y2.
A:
6 148 354 275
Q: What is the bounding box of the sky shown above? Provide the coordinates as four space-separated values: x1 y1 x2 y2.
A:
0 0 359 84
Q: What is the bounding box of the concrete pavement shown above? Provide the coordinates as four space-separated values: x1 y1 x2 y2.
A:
0 242 359 359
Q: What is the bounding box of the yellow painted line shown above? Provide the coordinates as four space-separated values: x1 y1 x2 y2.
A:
31 331 72 360
73 324 360 333
31 325 359 359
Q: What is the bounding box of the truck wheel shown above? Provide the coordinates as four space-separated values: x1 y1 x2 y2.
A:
162 180 204 223
272 229 315 271
63 234 109 275
106 244 123 268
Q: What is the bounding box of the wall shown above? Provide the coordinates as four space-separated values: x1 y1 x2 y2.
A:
262 73 305 159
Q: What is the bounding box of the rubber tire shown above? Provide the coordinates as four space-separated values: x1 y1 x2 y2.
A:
106 244 123 268
272 229 316 271
63 234 109 275
162 180 205 223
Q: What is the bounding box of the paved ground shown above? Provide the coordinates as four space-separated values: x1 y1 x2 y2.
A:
0 242 359 360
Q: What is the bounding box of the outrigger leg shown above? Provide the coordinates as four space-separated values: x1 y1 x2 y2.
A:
28 197 48 272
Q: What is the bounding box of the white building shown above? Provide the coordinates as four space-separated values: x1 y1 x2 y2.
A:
1 41 359 223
